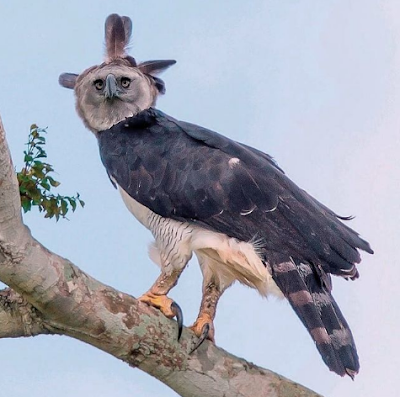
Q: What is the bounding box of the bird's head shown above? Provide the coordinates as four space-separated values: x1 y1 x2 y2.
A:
59 14 175 133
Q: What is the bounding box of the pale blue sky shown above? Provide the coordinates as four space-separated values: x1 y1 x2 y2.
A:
0 1 399 396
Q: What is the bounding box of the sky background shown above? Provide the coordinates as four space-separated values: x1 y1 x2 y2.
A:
0 1 399 396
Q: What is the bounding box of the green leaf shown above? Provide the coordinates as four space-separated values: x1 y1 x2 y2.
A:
32 161 45 170
40 180 51 190
60 199 68 216
28 187 42 201
18 124 84 221
48 176 60 187
32 168 45 179
20 197 32 213
69 198 77 211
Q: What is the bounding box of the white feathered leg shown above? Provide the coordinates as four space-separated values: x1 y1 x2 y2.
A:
139 237 192 340
189 253 235 351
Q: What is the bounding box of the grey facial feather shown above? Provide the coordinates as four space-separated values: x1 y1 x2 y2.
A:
59 73 78 89
74 64 157 133
58 14 176 133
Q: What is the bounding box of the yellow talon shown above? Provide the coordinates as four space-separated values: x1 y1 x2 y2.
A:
138 292 176 318
189 313 215 343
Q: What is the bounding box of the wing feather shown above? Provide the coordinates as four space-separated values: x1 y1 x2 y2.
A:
98 108 373 377
98 108 372 276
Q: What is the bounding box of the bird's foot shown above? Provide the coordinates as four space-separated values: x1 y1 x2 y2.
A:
189 313 215 353
138 292 183 340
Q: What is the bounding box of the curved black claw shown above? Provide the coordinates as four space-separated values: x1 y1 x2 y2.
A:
170 301 183 340
190 323 210 354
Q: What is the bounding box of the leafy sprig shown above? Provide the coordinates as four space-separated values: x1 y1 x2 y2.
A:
17 124 84 221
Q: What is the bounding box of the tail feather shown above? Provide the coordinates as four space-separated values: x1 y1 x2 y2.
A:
271 259 359 377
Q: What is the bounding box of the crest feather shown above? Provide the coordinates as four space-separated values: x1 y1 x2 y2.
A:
121 16 133 43
105 14 132 62
138 60 177 75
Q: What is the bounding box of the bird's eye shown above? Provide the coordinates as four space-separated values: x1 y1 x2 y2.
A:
94 79 104 90
121 77 131 88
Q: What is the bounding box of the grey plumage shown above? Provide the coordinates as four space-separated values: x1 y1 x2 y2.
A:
58 73 78 89
59 13 174 133
121 16 133 45
59 14 373 378
98 108 372 377
105 14 131 62
138 60 177 75
59 14 174 130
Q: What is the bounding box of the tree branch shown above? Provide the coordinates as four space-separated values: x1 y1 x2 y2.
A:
0 288 51 338
0 115 322 397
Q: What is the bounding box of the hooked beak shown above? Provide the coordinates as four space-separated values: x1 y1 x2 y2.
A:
104 74 119 99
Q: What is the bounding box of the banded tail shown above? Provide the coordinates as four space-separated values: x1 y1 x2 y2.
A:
271 259 359 377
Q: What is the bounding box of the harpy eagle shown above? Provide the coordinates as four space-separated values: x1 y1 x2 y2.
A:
59 14 373 377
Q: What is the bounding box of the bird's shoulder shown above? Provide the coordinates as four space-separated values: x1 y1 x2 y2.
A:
98 107 283 174
98 108 284 220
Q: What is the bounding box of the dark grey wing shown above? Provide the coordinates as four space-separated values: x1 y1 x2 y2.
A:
164 111 372 267
98 108 373 377
99 108 372 275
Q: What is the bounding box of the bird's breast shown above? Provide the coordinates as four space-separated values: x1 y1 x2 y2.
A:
117 183 282 298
